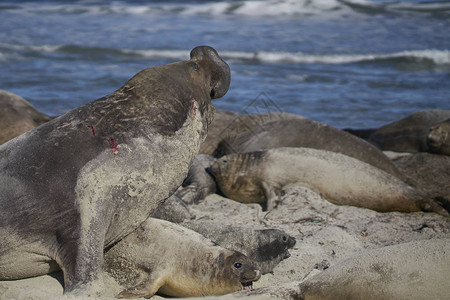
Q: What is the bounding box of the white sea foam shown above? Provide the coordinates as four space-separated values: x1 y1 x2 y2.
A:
8 0 450 18
2 42 449 66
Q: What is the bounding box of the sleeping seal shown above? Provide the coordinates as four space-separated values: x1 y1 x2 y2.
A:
215 118 408 182
297 238 450 300
0 89 52 145
105 217 261 298
368 109 450 153
210 147 447 215
0 46 230 295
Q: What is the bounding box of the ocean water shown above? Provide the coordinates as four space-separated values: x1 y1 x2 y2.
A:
0 0 449 129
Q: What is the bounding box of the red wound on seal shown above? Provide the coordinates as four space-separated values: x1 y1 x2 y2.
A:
83 124 96 137
108 138 119 155
88 125 96 137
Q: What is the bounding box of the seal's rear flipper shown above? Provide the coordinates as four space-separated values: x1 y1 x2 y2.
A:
117 277 163 299
419 198 449 217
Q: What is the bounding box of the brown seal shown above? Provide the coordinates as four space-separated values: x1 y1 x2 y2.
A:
297 238 450 300
368 109 450 153
427 118 450 156
0 89 52 144
215 118 408 182
210 147 447 215
104 217 261 298
0 46 230 296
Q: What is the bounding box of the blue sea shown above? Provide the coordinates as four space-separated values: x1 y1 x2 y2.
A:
0 0 449 129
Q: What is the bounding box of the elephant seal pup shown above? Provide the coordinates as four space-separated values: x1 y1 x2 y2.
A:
368 109 450 153
215 118 408 183
297 238 450 300
104 217 261 298
0 46 230 295
210 147 448 215
0 89 53 144
174 154 217 204
183 221 296 274
427 118 450 156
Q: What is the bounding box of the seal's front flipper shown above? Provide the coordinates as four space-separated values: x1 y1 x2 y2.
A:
117 277 163 299
261 182 281 211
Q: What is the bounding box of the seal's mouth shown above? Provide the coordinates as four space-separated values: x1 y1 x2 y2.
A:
241 281 254 291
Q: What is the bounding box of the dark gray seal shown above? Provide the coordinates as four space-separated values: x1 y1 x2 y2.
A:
427 118 450 156
394 152 450 213
0 89 53 145
183 221 296 275
200 111 304 156
296 238 450 300
104 217 260 298
210 147 448 215
368 109 450 153
215 118 408 182
0 46 230 296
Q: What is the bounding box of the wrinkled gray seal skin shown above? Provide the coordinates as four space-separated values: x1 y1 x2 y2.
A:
368 109 450 153
174 154 217 204
394 153 450 213
215 118 409 183
0 89 53 145
210 147 448 215
104 217 261 298
200 111 304 156
427 118 450 156
182 221 296 274
296 238 450 300
0 46 230 295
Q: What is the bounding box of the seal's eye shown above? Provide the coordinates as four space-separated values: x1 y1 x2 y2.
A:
192 62 200 72
282 236 287 241
234 263 242 268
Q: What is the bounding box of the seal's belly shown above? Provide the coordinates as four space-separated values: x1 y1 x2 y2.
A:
0 229 58 279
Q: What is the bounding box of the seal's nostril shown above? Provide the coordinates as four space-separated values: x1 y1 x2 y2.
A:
210 89 215 98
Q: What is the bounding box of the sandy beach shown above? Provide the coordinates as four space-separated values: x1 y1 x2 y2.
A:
2 180 449 300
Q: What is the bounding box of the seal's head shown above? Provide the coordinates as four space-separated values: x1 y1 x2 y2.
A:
427 120 450 155
190 46 231 99
219 251 261 293
210 152 266 203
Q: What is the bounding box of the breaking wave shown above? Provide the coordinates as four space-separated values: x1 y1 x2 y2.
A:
1 0 450 18
1 43 449 67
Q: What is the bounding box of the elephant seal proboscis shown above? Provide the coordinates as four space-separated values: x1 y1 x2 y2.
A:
296 238 450 300
0 46 230 295
368 109 450 153
0 89 53 145
104 217 261 298
427 118 450 156
210 147 448 215
214 118 408 183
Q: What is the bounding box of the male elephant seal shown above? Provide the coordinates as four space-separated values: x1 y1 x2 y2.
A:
104 217 261 298
0 46 230 295
215 118 408 183
210 147 447 215
368 109 450 153
297 238 450 300
427 118 450 156
0 89 53 144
